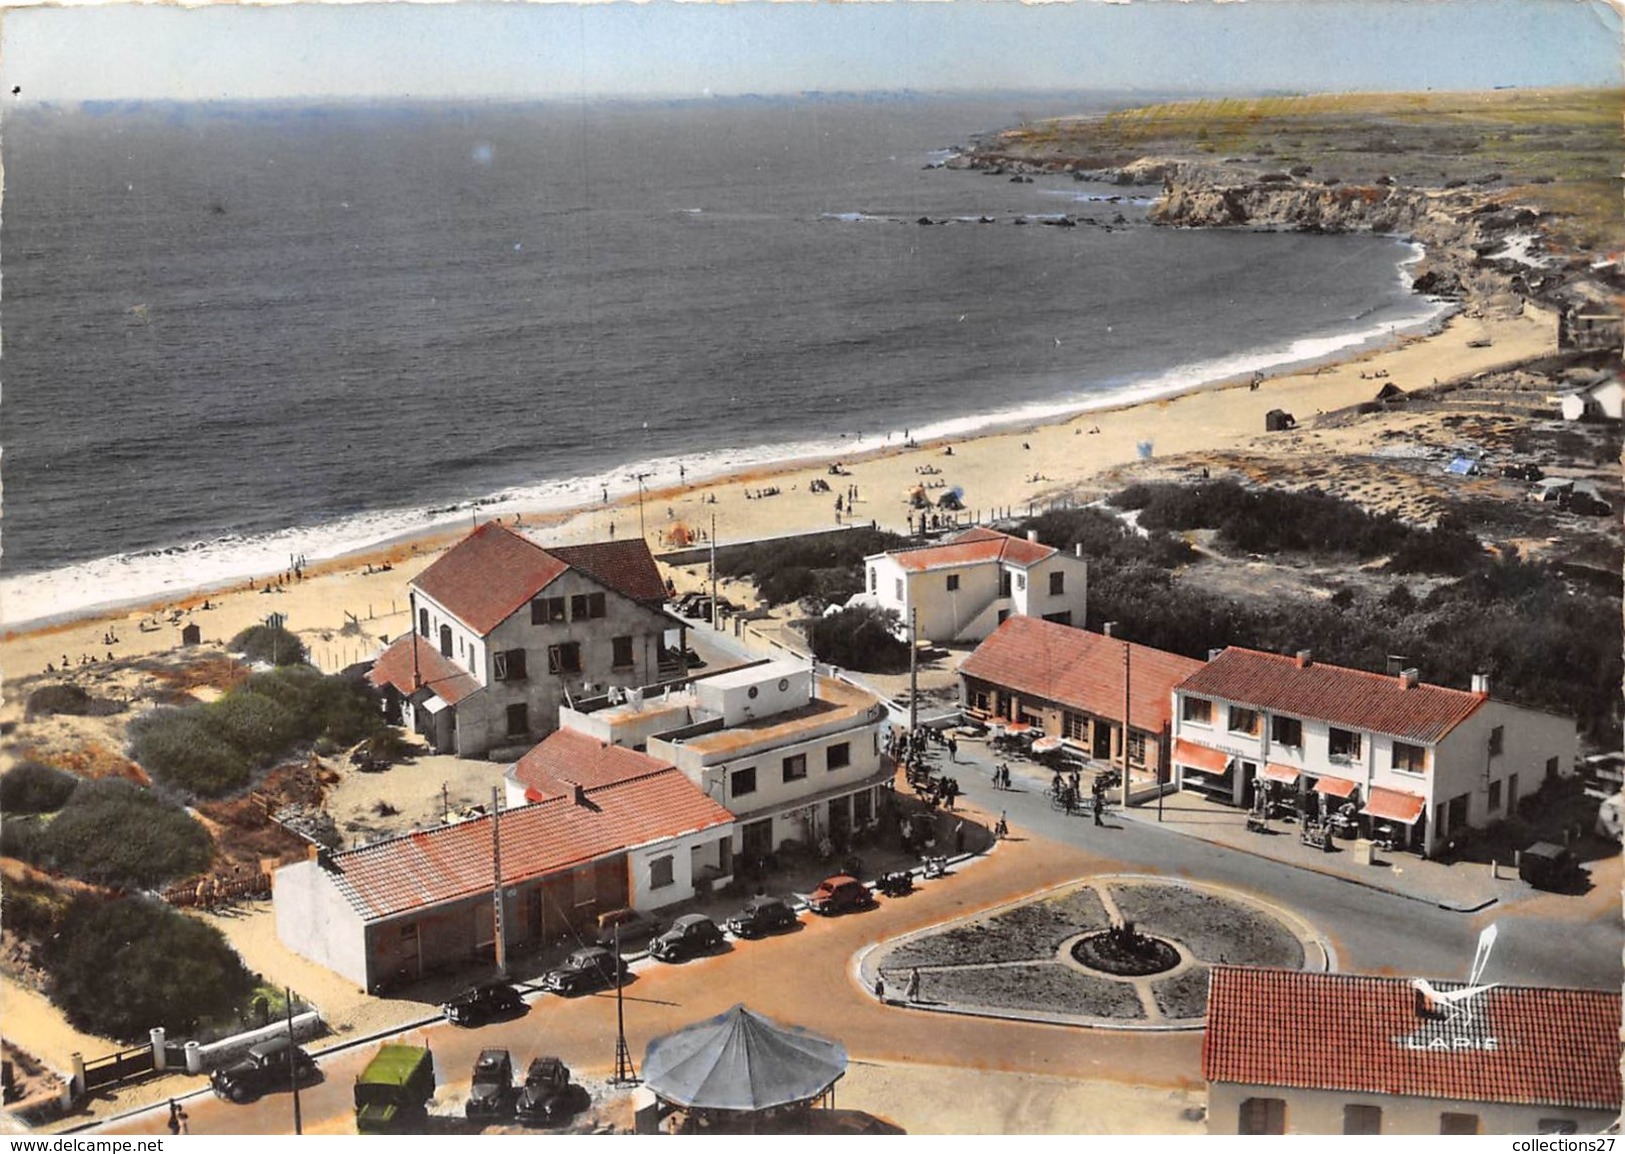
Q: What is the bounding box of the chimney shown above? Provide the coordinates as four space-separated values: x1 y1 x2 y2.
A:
1027 529 1039 542
1295 649 1312 668
1399 668 1420 689
1102 621 1117 638
1471 673 1490 695
560 779 588 807
1075 543 1084 557
1207 648 1224 662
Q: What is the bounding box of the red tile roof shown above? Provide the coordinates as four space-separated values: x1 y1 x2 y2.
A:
888 526 1057 573
369 633 482 705
549 540 668 605
509 729 677 803
323 768 735 921
412 523 569 636
1176 648 1486 745
960 616 1203 734
1204 967 1622 1112
411 523 666 636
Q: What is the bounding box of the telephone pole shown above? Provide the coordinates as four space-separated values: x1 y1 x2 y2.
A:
1121 636 1132 810
491 787 506 978
286 988 302 1136
908 607 919 735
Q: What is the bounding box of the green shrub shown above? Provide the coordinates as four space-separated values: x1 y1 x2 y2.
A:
1 815 44 861
26 684 95 717
43 897 257 1042
0 761 79 813
0 871 76 941
30 778 213 888
131 668 385 796
808 606 911 672
130 707 254 795
229 623 308 667
718 527 908 608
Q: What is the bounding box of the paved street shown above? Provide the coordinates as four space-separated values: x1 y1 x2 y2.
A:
85 621 1621 1135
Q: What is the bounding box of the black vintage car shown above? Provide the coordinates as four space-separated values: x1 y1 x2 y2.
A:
210 1037 318 1103
514 1057 588 1127
650 914 725 962
540 947 626 996
465 1049 517 1121
442 981 525 1027
724 895 799 939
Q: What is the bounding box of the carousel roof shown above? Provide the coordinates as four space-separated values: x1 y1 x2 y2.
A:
641 1004 847 1113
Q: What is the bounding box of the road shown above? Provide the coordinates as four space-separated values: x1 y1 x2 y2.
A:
96 628 1620 1135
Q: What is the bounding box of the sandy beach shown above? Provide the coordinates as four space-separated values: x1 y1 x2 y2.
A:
0 302 1556 698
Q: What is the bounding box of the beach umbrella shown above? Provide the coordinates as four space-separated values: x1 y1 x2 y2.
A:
641 1004 847 1114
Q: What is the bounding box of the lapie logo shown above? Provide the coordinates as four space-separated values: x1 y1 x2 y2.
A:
1395 1031 1500 1052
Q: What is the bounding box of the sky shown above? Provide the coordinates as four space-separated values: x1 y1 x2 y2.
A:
0 0 1618 105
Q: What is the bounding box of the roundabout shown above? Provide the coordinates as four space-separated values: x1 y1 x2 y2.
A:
861 874 1329 1030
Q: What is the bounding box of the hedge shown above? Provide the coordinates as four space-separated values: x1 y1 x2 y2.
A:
25 778 213 889
0 761 79 814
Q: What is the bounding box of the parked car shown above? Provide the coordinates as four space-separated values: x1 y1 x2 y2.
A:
594 907 664 951
807 875 875 916
724 894 799 939
210 1037 317 1103
514 1057 587 1127
540 946 626 995
650 914 725 962
354 1044 435 1134
442 981 525 1027
1501 462 1545 482
464 1049 517 1121
1519 842 1584 891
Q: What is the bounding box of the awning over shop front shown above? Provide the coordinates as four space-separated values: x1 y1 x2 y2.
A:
1174 739 1230 775
1362 786 1426 825
1314 775 1359 799
1031 735 1063 755
1262 763 1300 784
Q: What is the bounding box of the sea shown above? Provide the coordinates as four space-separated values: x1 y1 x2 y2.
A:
0 94 1447 630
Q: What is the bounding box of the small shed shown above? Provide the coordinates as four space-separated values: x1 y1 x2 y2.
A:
181 623 202 646
1374 382 1406 403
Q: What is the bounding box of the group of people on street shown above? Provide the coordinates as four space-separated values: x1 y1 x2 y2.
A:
989 762 1012 790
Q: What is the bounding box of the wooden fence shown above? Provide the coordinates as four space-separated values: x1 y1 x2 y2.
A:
160 873 272 909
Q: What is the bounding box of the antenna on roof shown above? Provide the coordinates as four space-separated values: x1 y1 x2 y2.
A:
1412 923 1499 1023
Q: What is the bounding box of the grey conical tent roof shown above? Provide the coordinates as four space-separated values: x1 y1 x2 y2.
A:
641 1004 847 1112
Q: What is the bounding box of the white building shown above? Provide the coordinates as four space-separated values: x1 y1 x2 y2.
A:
1557 372 1625 421
369 523 682 759
1170 648 1576 856
272 768 735 992
541 658 890 868
1205 967 1621 1135
849 526 1089 644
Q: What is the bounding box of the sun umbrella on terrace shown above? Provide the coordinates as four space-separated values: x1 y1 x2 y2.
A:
641 1004 847 1115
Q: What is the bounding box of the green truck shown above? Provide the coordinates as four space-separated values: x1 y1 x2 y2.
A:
354 1044 435 1133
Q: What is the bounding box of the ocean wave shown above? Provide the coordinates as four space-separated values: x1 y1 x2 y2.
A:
0 286 1450 633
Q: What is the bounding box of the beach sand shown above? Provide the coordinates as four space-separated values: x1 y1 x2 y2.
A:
0 303 1556 700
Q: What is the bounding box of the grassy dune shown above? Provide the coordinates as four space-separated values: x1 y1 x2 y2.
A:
985 88 1624 251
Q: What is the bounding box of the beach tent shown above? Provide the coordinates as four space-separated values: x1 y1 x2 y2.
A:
642 1004 847 1116
1445 457 1480 476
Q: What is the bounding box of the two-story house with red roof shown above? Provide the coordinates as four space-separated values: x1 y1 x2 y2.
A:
1205 967 1621 1134
1171 648 1576 855
958 616 1203 782
849 526 1089 644
369 523 681 758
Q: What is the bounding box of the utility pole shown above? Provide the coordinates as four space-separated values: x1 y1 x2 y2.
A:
1121 636 1132 810
908 608 919 735
491 787 506 978
636 473 651 542
710 512 719 632
286 987 302 1135
612 924 637 1084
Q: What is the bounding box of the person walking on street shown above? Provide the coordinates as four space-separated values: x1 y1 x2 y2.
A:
906 968 922 1002
995 811 1009 839
947 735 958 763
167 1101 181 1136
1092 788 1105 827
